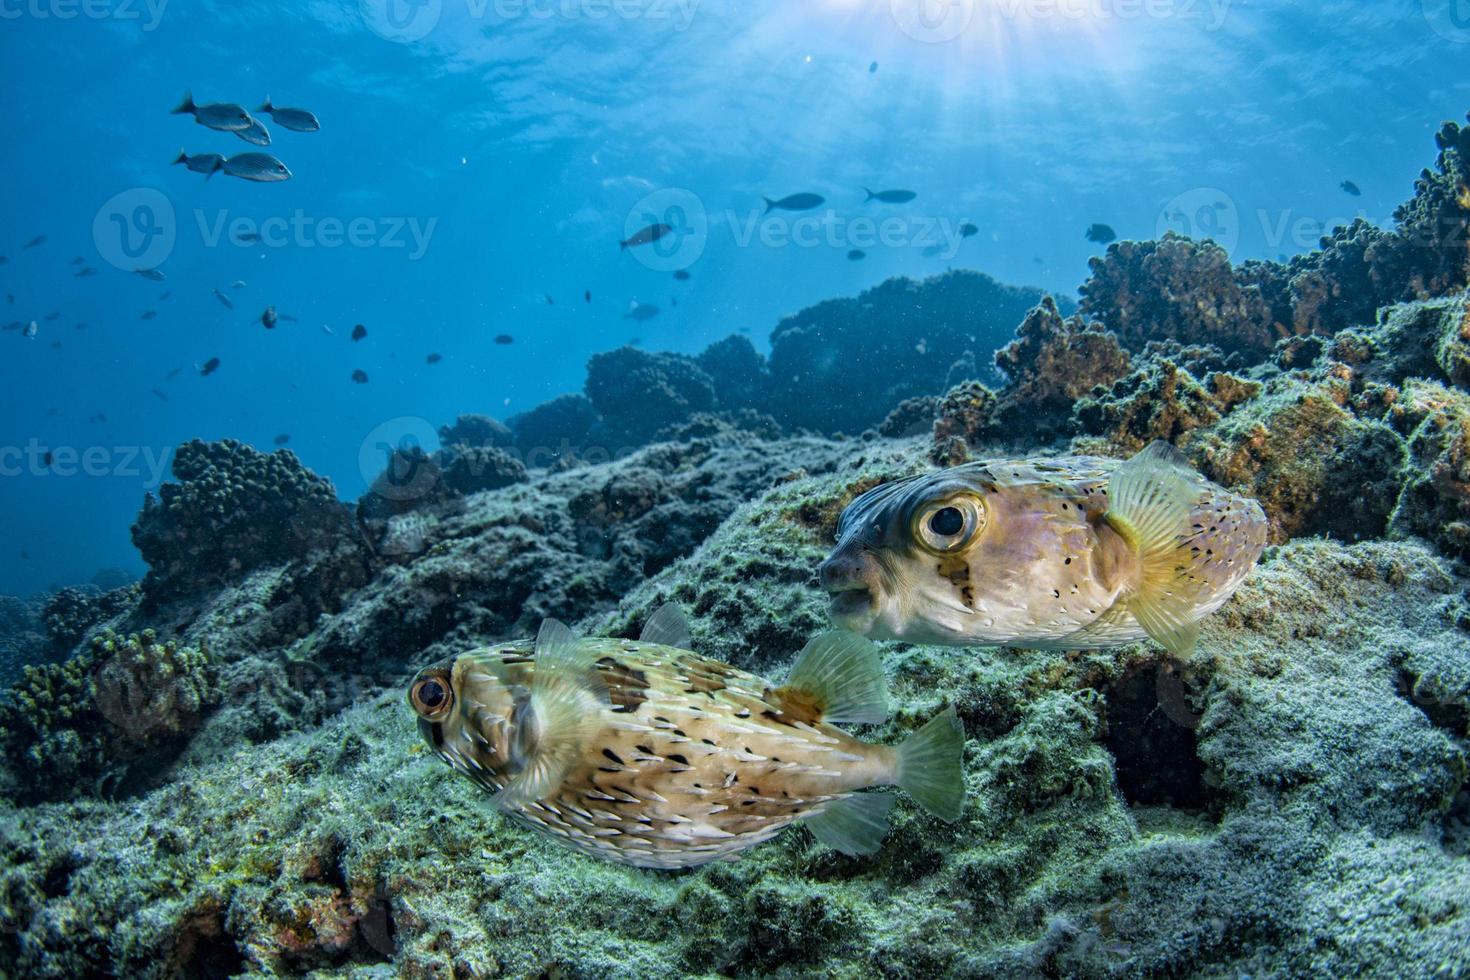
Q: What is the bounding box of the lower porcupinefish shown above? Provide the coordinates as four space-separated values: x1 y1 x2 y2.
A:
408 606 965 870
819 441 1267 657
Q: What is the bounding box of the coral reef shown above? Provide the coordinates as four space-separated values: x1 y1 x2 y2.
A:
0 595 45 688
0 630 216 803
585 346 718 449
132 440 364 601
440 446 528 496
507 393 599 466
40 584 140 658
766 270 1055 434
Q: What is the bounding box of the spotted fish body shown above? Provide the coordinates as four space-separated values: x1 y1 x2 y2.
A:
410 616 964 870
820 442 1268 656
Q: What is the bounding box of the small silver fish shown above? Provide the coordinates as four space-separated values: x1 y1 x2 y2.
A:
222 153 291 183
409 607 965 870
213 288 233 310
820 442 1268 658
171 91 253 132
174 150 224 178
135 267 166 282
625 301 659 322
257 96 320 133
22 321 37 340
234 117 272 147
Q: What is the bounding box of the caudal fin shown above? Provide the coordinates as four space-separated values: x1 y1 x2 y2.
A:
804 793 896 856
173 150 187 165
1105 440 1204 658
258 96 272 113
862 186 876 202
897 706 965 822
762 196 776 214
171 91 194 115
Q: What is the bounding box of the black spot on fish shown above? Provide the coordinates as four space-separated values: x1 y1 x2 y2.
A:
667 754 689 766
602 748 624 765
595 656 649 714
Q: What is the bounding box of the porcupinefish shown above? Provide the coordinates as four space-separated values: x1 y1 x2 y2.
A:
819 442 1267 658
408 607 965 870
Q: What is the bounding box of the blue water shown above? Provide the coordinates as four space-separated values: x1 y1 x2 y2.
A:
0 0 1466 594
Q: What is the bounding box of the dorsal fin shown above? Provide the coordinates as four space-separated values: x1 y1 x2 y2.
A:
498 620 608 805
1104 441 1203 658
774 631 889 726
638 603 692 650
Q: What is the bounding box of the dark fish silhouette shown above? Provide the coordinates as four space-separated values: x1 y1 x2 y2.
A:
23 235 46 248
625 302 660 322
763 193 825 214
213 288 233 309
273 433 292 446
140 311 157 320
23 321 37 339
44 312 61 321
262 307 278 329
494 334 515 345
621 223 672 250
584 290 592 303
848 249 866 261
351 369 369 384
545 293 555 305
171 92 253 132
174 150 224 178
258 97 320 133
135 267 166 281
234 231 263 243
959 222 979 238
869 61 879 73
151 388 169 402
71 256 84 265
1086 223 1117 244
673 269 691 281
352 324 368 341
426 353 443 364
864 188 917 204
159 291 171 302
74 267 97 278
200 357 221 376
1341 180 1361 196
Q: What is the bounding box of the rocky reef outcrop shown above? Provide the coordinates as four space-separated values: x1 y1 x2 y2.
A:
2 108 1469 980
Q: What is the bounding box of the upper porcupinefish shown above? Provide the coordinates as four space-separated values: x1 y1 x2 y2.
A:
408 606 965 870
819 441 1268 658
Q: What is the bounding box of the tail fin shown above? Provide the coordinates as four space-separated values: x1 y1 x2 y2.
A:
804 793 895 856
1104 440 1203 658
171 91 194 115
896 706 965 822
258 96 272 112
206 158 222 181
762 196 776 214
173 150 187 165
863 187 876 202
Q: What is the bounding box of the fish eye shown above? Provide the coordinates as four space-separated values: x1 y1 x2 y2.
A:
913 496 986 554
410 676 452 719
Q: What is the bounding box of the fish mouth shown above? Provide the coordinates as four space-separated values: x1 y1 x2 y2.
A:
824 583 881 635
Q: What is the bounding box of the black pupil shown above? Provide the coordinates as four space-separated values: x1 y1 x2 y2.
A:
417 680 445 709
929 507 965 537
